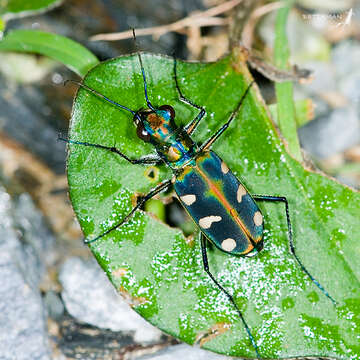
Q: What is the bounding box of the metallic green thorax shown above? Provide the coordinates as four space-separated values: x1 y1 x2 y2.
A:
136 107 197 169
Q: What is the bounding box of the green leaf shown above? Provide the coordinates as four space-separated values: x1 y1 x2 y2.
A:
269 99 314 128
0 30 99 77
0 17 5 32
0 0 61 21
274 0 302 162
145 199 166 222
66 50 360 358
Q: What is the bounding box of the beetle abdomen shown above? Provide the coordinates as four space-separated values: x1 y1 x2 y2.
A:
174 151 263 255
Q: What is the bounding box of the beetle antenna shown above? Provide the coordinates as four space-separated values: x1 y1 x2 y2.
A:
64 79 137 116
132 28 155 110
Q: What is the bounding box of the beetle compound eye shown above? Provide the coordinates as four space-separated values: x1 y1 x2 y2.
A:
159 105 175 119
136 123 151 142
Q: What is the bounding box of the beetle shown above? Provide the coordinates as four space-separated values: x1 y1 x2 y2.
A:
61 32 336 359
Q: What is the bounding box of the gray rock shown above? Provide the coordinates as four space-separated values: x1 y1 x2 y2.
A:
59 257 163 344
299 106 359 158
331 40 360 79
44 290 65 320
338 70 360 107
0 77 68 174
294 39 360 165
298 61 337 94
136 344 233 360
0 188 53 360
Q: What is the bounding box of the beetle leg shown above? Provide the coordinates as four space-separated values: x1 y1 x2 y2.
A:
200 81 254 151
84 179 172 244
173 57 206 135
59 135 161 165
252 195 336 305
200 233 261 358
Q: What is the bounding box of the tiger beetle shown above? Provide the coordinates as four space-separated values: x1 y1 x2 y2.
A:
61 30 336 359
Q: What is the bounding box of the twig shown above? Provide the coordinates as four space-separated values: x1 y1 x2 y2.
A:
242 1 284 48
90 0 241 41
236 2 312 83
248 52 313 83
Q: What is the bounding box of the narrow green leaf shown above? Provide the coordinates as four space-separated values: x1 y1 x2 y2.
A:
0 17 5 32
66 51 360 358
0 30 99 77
0 0 61 20
269 98 314 128
274 0 302 161
145 199 166 222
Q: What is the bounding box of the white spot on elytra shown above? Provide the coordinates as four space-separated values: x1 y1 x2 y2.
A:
221 238 237 252
237 185 247 203
254 211 263 226
221 162 229 174
168 146 179 159
199 215 222 229
180 194 196 206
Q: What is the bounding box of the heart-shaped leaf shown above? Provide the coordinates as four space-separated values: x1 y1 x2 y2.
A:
66 50 360 358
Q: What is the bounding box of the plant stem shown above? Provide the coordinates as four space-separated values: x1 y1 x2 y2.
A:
274 0 302 162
